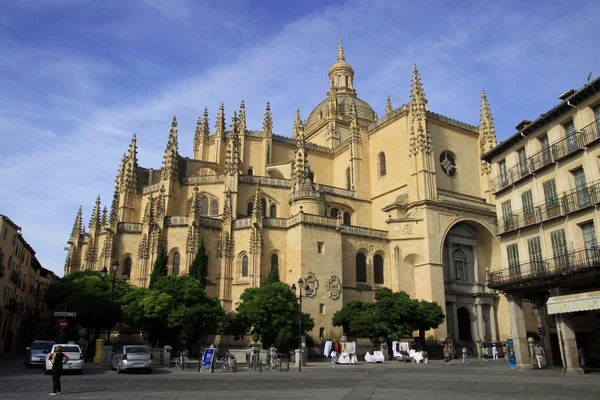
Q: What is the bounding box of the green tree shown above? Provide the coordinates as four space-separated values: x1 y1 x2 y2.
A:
264 263 280 285
412 299 446 344
149 238 168 288
44 270 131 339
189 237 208 288
235 282 314 348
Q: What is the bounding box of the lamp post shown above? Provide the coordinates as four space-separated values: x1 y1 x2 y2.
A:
290 277 312 372
100 260 129 343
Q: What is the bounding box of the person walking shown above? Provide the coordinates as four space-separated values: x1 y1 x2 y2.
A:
482 346 488 361
533 344 545 370
461 347 469 364
492 344 499 360
503 343 508 361
443 345 451 365
578 347 586 368
49 345 69 396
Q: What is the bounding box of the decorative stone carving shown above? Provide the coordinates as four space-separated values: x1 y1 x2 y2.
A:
326 275 341 300
304 271 319 298
401 223 413 236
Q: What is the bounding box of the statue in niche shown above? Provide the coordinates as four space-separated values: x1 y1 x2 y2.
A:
452 249 468 281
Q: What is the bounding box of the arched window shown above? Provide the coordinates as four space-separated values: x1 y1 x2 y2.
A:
261 199 267 215
374 254 384 284
346 167 351 190
241 255 248 278
124 257 132 278
378 152 386 177
356 253 367 283
270 204 277 218
172 252 180 276
343 212 351 225
248 168 253 176
271 254 278 269
247 202 253 217
210 200 219 216
330 208 339 219
199 196 209 216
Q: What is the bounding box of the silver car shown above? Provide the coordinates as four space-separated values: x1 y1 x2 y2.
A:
43 344 85 374
25 341 56 367
111 345 153 373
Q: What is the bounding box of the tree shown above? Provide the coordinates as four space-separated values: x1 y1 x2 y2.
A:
412 299 446 344
44 270 131 340
235 282 314 348
189 237 208 288
149 238 168 288
122 275 224 347
264 263 280 285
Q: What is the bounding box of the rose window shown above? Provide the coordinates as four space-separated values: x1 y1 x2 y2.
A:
440 151 458 177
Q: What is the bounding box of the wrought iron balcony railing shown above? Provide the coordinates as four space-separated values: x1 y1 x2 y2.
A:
488 247 600 288
490 117 600 194
498 180 600 234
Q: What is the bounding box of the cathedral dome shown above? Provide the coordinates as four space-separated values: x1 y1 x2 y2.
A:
306 94 376 128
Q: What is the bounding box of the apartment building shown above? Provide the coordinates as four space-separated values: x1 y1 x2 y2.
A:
482 77 600 374
0 214 59 353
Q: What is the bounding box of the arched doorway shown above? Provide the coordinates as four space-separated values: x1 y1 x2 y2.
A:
457 307 472 341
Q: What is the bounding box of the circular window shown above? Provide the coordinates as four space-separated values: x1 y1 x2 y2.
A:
439 151 458 177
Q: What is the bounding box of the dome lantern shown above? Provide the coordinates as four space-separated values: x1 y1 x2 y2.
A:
328 39 355 95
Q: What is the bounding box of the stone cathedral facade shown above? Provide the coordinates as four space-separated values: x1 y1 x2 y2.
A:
64 42 527 343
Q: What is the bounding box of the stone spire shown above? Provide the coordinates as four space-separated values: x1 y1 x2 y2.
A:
225 111 240 175
327 79 338 119
161 116 179 181
386 95 393 116
337 38 345 61
251 185 263 225
480 90 497 154
238 100 246 136
215 102 226 138
70 206 83 238
349 100 361 144
293 107 304 139
188 185 200 221
88 195 101 229
193 116 202 152
101 206 107 226
122 134 138 193
222 190 233 221
409 64 433 156
109 155 123 226
263 101 273 137
156 184 166 218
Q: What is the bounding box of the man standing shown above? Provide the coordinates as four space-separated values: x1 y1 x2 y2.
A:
533 344 545 369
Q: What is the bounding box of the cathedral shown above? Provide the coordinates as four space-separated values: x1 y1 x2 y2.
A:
65 41 523 344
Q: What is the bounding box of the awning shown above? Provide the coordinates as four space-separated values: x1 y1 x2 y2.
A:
546 291 600 315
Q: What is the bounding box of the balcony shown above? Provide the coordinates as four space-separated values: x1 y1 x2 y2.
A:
498 180 600 234
490 117 600 194
488 247 600 290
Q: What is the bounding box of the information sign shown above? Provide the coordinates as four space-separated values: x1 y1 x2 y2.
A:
201 348 215 371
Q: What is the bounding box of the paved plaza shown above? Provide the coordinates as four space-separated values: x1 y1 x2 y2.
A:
1 357 600 400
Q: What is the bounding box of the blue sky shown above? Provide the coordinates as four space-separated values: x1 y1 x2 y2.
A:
1 0 599 275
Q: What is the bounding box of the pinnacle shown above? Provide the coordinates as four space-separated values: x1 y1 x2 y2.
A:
263 101 273 135
337 38 345 61
386 95 393 115
171 115 177 128
410 64 427 106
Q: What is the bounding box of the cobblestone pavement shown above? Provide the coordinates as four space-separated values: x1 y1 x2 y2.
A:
1 357 599 400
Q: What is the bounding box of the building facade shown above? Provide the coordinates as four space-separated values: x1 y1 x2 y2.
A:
0 214 59 353
65 42 513 344
483 77 600 373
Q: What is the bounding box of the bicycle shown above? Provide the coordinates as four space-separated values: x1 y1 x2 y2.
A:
175 350 188 370
265 354 279 371
216 352 236 371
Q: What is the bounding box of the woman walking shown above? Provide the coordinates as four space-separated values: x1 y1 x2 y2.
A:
443 345 451 365
462 347 469 364
50 346 69 396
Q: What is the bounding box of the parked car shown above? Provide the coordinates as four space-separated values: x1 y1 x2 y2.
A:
111 345 153 373
25 340 56 367
43 344 85 375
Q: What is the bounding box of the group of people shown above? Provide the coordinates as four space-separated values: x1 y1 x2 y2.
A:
442 343 500 365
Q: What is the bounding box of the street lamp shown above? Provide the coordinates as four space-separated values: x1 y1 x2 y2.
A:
290 277 312 372
100 260 129 343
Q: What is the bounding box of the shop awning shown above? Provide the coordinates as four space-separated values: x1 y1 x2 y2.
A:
546 291 600 315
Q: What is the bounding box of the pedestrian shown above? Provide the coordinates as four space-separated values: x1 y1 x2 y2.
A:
482 346 488 361
330 350 338 367
503 343 508 361
443 345 451 365
49 345 69 396
461 347 469 364
492 344 498 360
578 347 586 368
533 344 545 369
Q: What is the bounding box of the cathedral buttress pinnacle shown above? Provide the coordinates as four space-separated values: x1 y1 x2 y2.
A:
480 90 497 175
89 194 101 229
161 116 179 181
225 111 240 175
386 95 393 116
101 206 107 226
349 100 361 144
409 64 433 157
263 101 273 137
122 134 138 193
215 102 226 138
70 205 83 239
293 107 304 139
238 100 246 136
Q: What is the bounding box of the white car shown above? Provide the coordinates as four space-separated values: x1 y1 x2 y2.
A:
111 345 153 373
43 344 85 375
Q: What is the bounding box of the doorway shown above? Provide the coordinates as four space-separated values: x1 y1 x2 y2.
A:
457 307 472 341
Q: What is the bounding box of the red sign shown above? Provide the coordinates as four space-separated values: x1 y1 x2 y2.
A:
58 319 68 329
